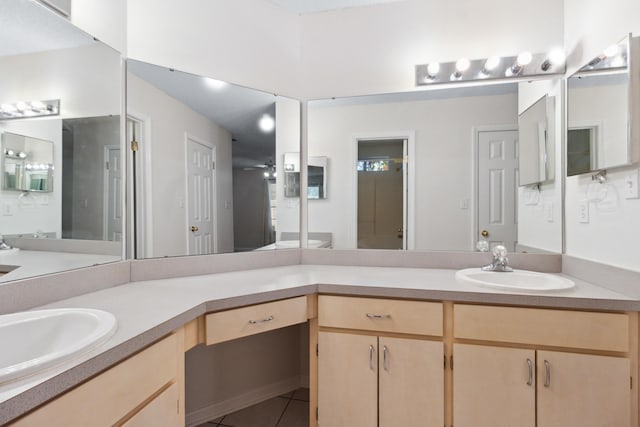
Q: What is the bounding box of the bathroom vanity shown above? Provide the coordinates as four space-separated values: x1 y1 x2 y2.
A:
2 258 639 427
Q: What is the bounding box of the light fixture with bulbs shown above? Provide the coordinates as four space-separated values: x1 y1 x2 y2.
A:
416 49 565 86
0 99 60 120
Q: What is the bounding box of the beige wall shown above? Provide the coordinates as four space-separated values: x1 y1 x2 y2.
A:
127 74 234 257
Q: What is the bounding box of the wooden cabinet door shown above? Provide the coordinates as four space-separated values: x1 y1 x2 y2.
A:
453 343 535 427
537 350 630 427
318 332 377 427
378 337 443 427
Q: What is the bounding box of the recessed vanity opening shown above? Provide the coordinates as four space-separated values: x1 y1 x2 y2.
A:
356 138 407 250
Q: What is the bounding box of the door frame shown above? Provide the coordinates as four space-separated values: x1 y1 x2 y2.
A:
103 145 121 241
472 125 518 251
352 131 415 250
127 111 154 258
184 132 217 255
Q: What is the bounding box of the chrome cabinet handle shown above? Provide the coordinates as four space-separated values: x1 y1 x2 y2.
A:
383 345 389 371
369 345 375 370
544 360 551 387
366 313 391 319
249 315 274 324
526 358 533 386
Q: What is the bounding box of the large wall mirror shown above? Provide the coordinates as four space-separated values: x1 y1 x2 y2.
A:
567 36 638 175
0 0 123 283
307 80 562 253
126 60 301 258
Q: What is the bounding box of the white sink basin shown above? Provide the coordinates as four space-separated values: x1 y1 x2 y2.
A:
456 268 575 292
275 239 325 249
0 308 116 385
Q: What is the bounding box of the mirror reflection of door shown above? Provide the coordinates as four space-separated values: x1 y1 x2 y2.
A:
477 130 518 252
103 145 122 241
61 116 121 241
357 139 406 250
186 136 216 255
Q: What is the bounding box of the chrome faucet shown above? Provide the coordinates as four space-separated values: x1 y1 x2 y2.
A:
482 245 513 272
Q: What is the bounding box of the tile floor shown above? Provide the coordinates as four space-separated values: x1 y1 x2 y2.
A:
197 388 310 427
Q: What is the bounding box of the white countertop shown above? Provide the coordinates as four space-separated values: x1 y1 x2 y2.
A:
0 249 121 283
0 264 638 423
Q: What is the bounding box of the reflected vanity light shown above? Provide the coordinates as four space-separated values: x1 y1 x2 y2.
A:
0 99 60 120
416 49 565 86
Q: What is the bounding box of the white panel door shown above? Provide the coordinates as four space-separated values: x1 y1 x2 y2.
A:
186 138 215 255
477 130 518 251
105 146 122 241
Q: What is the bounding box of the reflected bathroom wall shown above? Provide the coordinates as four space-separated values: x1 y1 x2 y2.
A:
127 60 301 258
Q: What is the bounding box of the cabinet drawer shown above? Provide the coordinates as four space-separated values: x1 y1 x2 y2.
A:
454 304 629 352
318 295 443 336
11 333 179 426
205 296 308 345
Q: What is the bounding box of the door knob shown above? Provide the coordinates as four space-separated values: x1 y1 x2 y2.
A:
191 226 199 232
481 230 489 237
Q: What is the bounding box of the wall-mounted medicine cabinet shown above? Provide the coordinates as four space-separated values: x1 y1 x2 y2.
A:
518 94 555 186
283 152 328 199
567 35 639 176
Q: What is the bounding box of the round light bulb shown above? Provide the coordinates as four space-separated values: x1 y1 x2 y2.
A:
1 104 16 113
16 101 28 111
484 56 501 71
516 51 533 67
548 48 565 65
263 171 270 178
427 62 440 76
30 101 46 110
455 58 471 72
604 44 620 57
258 114 275 133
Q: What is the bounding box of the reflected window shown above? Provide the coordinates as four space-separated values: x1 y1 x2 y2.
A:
357 159 390 172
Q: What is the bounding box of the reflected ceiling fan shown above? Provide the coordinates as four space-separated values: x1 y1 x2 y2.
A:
244 159 277 179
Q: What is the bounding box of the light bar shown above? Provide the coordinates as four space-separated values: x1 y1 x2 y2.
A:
0 99 60 120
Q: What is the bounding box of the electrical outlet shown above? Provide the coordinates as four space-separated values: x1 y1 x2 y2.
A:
578 201 589 223
624 169 640 199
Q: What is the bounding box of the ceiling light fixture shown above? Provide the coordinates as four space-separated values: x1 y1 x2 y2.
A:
258 114 275 133
205 78 226 89
0 99 60 120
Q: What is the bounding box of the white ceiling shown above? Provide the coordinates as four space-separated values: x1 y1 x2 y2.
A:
267 0 408 14
0 0 93 57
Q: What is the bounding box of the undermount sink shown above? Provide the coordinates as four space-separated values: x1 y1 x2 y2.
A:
456 268 575 292
0 308 116 385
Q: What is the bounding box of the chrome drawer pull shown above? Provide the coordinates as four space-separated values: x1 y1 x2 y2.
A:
249 315 274 324
369 345 375 370
366 313 391 319
383 345 389 371
526 358 533 386
544 360 551 387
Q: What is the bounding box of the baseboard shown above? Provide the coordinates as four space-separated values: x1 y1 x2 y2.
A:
186 375 303 427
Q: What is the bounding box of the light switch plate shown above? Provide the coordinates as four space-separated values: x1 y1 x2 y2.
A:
624 169 640 199
578 200 589 223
